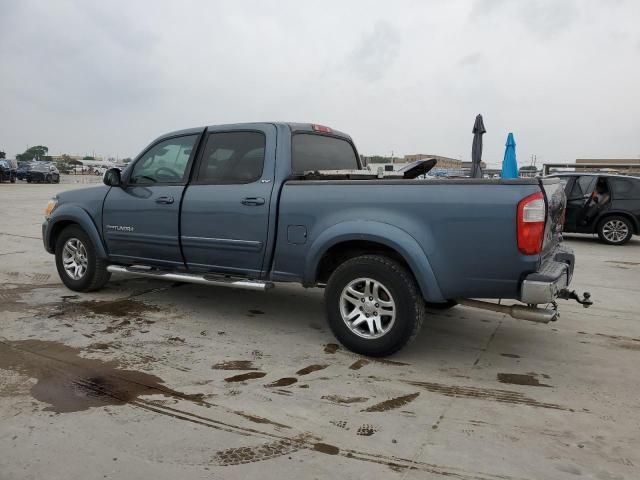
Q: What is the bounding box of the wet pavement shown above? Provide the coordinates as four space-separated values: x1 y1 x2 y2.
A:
1 182 639 479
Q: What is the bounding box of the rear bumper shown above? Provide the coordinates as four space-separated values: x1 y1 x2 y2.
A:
520 244 574 304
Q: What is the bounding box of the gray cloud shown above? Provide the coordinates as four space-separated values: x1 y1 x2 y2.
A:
0 0 639 165
347 21 401 82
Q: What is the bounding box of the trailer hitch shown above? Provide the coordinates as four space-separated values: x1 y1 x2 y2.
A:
558 289 593 308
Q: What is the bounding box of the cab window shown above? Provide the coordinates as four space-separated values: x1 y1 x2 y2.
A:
569 176 597 198
195 131 265 184
130 135 197 184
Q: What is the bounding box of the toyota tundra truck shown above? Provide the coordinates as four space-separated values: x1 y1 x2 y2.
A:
42 122 591 356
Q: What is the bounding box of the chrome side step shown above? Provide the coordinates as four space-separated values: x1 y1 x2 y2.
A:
106 265 274 291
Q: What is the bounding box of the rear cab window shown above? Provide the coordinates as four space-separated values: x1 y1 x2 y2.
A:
292 134 359 173
609 177 640 199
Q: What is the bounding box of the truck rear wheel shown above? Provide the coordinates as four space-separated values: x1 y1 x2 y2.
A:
55 225 111 292
325 255 425 357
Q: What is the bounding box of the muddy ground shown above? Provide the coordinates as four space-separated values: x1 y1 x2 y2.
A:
1 182 639 479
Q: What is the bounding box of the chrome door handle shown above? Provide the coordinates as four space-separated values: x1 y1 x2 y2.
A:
241 197 265 206
155 196 175 204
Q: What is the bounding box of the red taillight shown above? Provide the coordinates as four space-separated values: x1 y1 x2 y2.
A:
311 124 332 133
517 191 546 255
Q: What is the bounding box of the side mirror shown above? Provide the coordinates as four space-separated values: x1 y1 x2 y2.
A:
103 168 121 187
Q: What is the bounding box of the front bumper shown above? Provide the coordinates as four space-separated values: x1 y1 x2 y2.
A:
520 244 574 305
42 219 54 254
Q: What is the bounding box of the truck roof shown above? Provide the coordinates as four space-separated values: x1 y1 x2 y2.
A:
548 172 640 180
156 122 352 143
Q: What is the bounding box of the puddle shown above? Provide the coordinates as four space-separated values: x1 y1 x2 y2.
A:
248 309 265 315
362 393 420 412
234 411 291 429
321 395 368 404
212 360 258 371
265 377 298 387
57 298 160 318
313 442 340 455
224 372 266 382
0 339 203 413
324 343 340 354
349 359 370 370
406 380 568 410
497 373 552 388
500 353 521 358
296 364 328 376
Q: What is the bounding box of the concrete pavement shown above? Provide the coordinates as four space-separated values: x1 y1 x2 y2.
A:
1 181 638 479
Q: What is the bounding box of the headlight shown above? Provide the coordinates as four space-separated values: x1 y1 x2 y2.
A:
44 198 58 218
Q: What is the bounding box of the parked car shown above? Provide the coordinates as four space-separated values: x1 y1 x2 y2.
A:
27 163 60 183
548 173 640 245
42 122 590 356
0 159 18 183
16 162 33 181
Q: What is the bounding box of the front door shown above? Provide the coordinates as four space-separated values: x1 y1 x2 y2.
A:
181 126 276 277
565 175 597 231
103 133 200 267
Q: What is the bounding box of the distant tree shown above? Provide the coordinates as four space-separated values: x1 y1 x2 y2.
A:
16 145 49 162
122 157 133 164
83 156 95 160
0 151 5 159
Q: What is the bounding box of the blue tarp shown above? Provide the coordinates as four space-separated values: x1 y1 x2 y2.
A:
501 132 518 179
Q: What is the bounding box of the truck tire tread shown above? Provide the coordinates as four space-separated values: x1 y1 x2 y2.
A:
325 254 425 357
55 225 111 292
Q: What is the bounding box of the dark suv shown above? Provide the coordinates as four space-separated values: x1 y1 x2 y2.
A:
0 159 18 183
26 163 60 183
549 173 640 245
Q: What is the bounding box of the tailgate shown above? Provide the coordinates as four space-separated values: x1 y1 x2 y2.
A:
539 178 566 260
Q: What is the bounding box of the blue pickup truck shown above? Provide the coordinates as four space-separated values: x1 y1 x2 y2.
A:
42 122 590 356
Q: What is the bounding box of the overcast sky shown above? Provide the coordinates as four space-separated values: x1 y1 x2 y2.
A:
1 0 639 166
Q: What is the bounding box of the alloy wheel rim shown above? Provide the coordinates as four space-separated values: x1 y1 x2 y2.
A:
339 277 396 339
62 238 88 280
603 220 629 243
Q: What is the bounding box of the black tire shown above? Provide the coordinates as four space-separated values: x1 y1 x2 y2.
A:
325 255 425 357
597 216 633 245
54 175 60 184
45 174 52 183
10 174 16 183
26 178 32 183
54 225 111 292
425 300 457 310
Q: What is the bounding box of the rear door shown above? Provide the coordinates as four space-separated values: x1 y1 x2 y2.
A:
102 134 200 267
181 125 277 277
564 175 597 231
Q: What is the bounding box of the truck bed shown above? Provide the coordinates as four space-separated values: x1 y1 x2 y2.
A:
272 178 560 301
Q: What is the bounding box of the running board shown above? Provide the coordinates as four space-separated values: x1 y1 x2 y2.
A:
106 265 274 291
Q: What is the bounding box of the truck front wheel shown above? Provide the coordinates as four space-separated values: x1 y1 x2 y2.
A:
325 255 425 357
54 225 111 292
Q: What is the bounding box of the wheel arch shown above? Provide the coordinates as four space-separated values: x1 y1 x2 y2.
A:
304 221 444 302
595 210 639 234
47 205 108 259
